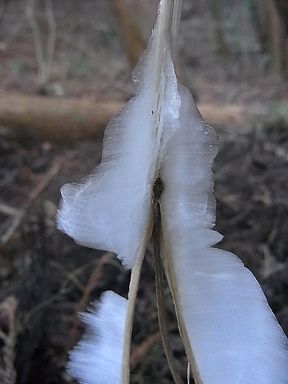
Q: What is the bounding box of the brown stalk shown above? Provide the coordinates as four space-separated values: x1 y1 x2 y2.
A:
153 178 184 384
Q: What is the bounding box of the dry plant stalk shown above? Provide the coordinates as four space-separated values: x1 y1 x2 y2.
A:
25 0 56 88
111 0 146 67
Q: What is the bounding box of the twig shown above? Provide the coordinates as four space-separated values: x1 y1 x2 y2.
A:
261 244 288 280
153 177 184 384
25 0 56 87
65 252 113 354
73 253 113 313
44 0 56 85
22 287 69 326
0 158 62 248
0 204 21 217
130 332 160 370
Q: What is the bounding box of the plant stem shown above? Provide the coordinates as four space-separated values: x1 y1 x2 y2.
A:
153 180 184 384
121 245 146 384
171 0 182 54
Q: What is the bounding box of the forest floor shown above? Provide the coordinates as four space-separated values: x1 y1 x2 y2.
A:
0 1 288 383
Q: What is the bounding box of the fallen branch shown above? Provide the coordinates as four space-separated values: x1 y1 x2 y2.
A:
0 92 266 141
0 93 123 141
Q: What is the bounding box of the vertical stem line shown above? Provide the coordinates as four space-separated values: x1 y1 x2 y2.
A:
121 222 152 384
153 198 184 384
161 240 203 384
171 0 182 55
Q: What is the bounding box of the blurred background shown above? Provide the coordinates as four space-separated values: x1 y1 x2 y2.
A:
0 0 288 383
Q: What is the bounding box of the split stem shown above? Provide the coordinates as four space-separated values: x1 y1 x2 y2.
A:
121 242 146 384
153 182 184 384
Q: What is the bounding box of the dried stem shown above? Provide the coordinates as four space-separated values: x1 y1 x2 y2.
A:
153 178 184 384
171 0 182 55
121 223 152 384
25 0 56 87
